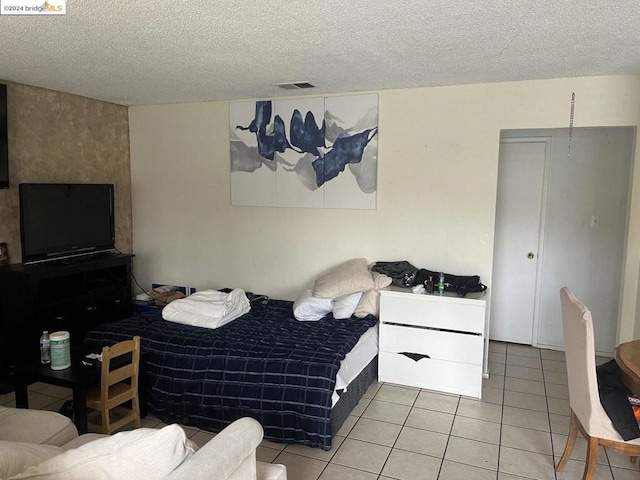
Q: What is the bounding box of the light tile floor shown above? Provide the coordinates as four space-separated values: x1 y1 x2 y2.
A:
2 341 640 479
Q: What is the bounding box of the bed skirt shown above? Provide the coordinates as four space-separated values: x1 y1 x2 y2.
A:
330 356 378 439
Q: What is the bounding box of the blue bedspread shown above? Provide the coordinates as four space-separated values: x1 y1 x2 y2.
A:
85 299 377 449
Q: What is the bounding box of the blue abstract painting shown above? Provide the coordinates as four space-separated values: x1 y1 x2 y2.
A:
230 94 378 209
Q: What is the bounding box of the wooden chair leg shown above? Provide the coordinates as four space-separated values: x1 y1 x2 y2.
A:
102 408 111 434
557 410 579 471
133 395 141 429
582 436 599 480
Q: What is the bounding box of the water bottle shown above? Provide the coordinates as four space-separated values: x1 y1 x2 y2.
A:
438 272 445 295
40 331 50 364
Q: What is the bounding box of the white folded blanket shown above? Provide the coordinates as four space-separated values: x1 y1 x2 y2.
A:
162 289 251 329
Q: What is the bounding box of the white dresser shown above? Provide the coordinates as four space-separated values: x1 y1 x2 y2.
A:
378 286 486 398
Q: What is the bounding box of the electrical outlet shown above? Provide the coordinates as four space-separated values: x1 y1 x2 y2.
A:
590 215 600 228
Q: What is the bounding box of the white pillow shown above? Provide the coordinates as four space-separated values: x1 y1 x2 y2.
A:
333 292 363 319
8 425 196 480
354 272 392 318
0 441 62 479
293 289 334 321
313 258 375 299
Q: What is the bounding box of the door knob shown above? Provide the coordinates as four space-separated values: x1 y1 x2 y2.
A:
527 252 535 259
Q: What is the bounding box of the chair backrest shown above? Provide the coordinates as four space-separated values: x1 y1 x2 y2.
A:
100 336 140 406
560 287 620 439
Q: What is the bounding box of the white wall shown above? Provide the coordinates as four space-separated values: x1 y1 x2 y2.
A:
129 75 640 344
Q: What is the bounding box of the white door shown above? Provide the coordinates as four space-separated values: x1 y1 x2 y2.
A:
490 138 549 344
491 128 632 354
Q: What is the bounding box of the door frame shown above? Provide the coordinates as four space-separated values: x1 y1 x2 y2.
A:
494 136 552 347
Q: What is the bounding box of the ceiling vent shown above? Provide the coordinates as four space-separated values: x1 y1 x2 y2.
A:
276 81 316 90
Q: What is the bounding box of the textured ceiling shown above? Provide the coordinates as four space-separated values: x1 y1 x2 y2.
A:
0 0 639 106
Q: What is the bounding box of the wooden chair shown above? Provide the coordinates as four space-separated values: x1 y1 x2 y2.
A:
86 335 141 434
557 287 640 479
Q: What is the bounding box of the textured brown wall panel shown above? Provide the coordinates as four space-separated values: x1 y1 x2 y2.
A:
0 82 132 263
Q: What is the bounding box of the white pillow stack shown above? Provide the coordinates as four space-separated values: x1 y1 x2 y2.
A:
312 258 375 299
293 258 388 321
293 290 334 321
332 292 363 319
354 271 392 318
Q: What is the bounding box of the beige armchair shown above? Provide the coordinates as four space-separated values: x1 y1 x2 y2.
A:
557 287 640 480
0 405 286 480
167 417 284 480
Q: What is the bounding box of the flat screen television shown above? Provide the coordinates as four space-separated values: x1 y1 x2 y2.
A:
19 183 115 264
0 84 8 189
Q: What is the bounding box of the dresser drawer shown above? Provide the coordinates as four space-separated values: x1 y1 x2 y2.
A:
379 292 485 333
379 324 483 365
378 351 482 398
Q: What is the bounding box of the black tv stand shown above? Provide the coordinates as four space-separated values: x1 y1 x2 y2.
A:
28 251 115 268
0 253 133 383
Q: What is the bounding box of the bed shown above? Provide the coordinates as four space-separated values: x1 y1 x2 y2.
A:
84 295 378 450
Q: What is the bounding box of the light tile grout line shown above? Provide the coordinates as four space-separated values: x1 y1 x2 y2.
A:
536 345 561 480
495 345 507 480
499 343 553 480
433 391 462 480
375 385 427 479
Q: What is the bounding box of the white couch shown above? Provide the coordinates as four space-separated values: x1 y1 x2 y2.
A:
0 406 287 480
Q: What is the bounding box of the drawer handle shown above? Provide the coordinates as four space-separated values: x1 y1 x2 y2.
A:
400 352 430 362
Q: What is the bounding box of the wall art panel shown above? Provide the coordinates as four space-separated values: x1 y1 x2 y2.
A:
229 93 378 209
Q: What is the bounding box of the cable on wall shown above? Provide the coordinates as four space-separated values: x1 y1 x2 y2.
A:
568 92 576 157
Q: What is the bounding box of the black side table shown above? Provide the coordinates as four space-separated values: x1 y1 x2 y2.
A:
11 352 101 434
11 347 147 435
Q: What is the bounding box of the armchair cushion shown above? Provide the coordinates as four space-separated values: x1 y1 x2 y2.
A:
166 417 262 480
256 462 287 480
60 434 107 451
8 424 196 480
0 441 62 478
0 406 78 446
